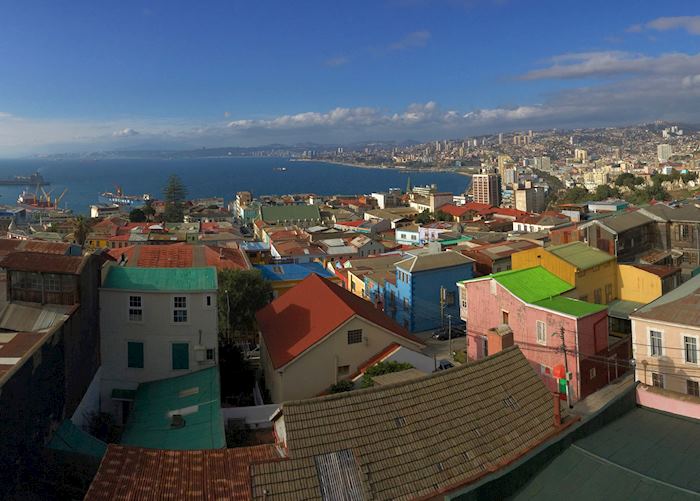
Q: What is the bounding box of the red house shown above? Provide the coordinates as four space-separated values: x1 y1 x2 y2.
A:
458 266 611 403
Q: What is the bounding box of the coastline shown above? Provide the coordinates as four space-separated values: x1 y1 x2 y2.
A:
292 158 473 177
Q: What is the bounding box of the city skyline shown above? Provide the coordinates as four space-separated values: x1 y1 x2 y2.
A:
1 1 700 155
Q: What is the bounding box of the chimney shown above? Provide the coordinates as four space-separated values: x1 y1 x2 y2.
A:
486 325 514 355
553 393 562 427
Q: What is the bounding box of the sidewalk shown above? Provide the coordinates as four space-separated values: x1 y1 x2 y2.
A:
571 373 634 418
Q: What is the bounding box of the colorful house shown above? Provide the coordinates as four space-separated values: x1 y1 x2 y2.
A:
512 241 618 304
385 251 474 332
457 266 624 403
256 274 425 402
255 262 340 297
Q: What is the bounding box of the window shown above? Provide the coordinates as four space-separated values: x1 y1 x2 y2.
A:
445 291 455 306
593 288 602 304
536 321 546 345
411 235 417 241
45 274 60 292
650 330 663 357
684 336 698 364
589 367 596 380
502 310 509 324
347 329 362 344
173 296 188 323
337 365 350 377
651 372 664 389
206 348 215 361
351 281 356 292
129 296 143 322
687 380 700 397
127 342 144 369
204 295 213 308
605 283 613 303
172 343 189 370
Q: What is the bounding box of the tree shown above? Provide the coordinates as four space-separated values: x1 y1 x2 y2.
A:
559 186 592 204
142 199 156 220
218 269 272 340
329 380 354 393
128 208 147 222
415 209 432 225
71 215 91 247
593 185 620 201
435 209 451 221
360 361 413 388
163 174 187 223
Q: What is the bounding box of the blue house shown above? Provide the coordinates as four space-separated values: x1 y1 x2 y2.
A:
382 251 474 333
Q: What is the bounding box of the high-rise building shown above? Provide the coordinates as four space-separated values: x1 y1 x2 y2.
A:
533 156 551 171
514 185 546 214
574 149 588 163
472 173 501 207
497 154 512 178
498 133 503 145
657 143 673 163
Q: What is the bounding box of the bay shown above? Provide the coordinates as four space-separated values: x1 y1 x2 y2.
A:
0 157 471 214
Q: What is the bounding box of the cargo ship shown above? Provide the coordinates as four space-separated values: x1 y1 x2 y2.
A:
17 187 70 213
0 172 50 186
98 186 151 207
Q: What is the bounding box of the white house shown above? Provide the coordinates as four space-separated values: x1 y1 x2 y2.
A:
99 265 219 423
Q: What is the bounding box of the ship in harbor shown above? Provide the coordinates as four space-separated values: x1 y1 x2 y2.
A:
17 187 70 213
98 186 151 207
0 172 50 186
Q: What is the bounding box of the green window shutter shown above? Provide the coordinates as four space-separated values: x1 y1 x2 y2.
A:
127 342 144 368
172 343 189 370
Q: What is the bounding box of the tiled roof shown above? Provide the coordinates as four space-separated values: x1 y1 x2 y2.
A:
256 274 423 369
86 444 281 501
108 244 251 270
0 251 86 274
547 242 614 270
250 347 564 500
102 266 218 291
396 250 474 273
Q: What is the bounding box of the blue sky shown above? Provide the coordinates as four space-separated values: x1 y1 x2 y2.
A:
0 0 699 155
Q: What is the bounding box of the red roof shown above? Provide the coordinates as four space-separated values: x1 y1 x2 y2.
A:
108 243 250 270
630 264 681 278
0 252 86 274
256 274 424 369
85 444 279 501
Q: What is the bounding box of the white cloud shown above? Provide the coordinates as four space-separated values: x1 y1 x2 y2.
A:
387 30 431 51
112 128 140 137
636 16 700 35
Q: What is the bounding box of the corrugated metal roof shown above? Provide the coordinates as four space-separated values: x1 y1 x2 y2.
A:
486 266 573 303
547 242 614 270
47 419 107 459
0 303 71 332
533 296 607 318
120 367 225 450
260 205 321 223
0 251 86 274
102 266 217 291
396 250 474 272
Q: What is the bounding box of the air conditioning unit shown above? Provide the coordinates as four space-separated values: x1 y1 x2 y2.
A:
194 345 206 362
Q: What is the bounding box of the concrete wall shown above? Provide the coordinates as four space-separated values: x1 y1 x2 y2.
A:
99 288 218 418
263 315 423 403
636 384 700 420
511 248 576 284
631 317 700 396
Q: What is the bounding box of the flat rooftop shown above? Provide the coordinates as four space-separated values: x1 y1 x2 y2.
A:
512 407 700 500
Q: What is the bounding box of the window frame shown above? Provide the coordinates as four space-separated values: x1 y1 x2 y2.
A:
127 341 144 369
203 294 213 309
651 372 664 389
347 329 363 345
173 295 188 323
649 329 663 357
536 320 546 345
128 295 143 322
687 379 700 397
683 334 698 365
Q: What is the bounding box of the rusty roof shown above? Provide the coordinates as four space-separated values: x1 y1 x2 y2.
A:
85 444 281 501
0 251 86 274
0 239 73 258
250 347 564 500
109 243 251 271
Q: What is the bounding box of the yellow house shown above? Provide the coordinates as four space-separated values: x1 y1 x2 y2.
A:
511 242 618 304
256 274 425 403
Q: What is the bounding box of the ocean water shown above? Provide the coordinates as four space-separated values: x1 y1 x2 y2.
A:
0 157 471 214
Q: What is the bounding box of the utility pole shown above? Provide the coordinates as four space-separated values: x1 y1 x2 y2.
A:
447 314 453 360
559 326 572 409
440 286 446 327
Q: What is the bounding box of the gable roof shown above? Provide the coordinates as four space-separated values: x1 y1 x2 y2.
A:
0 251 87 274
256 274 423 369
396 250 474 273
547 241 615 270
250 347 566 500
590 210 653 234
631 273 700 325
108 243 251 270
488 267 573 303
102 266 218 292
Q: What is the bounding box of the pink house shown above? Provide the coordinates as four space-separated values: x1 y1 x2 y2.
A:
458 266 619 403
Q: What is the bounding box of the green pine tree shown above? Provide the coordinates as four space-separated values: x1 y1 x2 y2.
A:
163 174 187 223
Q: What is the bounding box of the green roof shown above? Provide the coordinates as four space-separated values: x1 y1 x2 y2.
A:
120 367 226 450
533 296 607 318
47 419 107 459
547 242 614 270
103 266 217 291
260 204 321 224
482 267 573 303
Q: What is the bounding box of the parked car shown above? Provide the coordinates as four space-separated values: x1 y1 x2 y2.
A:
436 359 455 371
431 325 466 340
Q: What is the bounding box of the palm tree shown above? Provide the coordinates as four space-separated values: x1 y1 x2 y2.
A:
72 215 91 247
